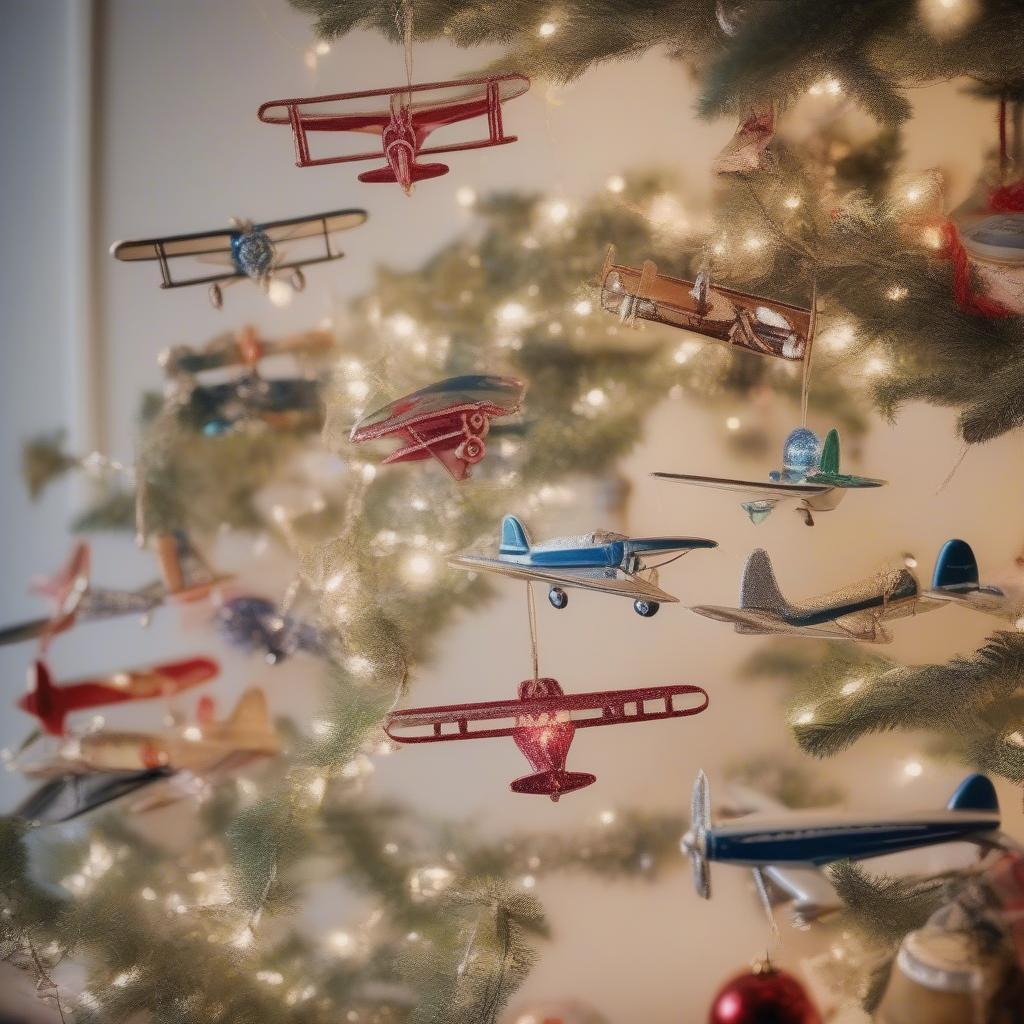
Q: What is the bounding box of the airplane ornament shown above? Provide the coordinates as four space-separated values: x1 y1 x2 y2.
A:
350 375 525 480
258 74 530 195
161 325 334 436
682 770 1011 922
385 677 709 801
216 595 331 664
925 538 1024 625
14 766 175 826
19 656 219 735
450 514 718 617
691 547 941 643
713 103 776 175
655 427 886 526
0 535 230 649
111 208 367 308
598 246 815 361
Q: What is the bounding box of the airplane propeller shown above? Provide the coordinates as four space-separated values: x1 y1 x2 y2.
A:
681 769 712 899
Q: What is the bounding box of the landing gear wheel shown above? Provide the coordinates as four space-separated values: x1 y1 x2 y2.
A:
455 436 486 465
548 587 569 610
208 283 223 309
633 599 660 617
289 267 306 292
465 411 490 439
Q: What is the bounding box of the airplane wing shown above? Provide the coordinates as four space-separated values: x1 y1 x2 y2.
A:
14 767 173 824
652 472 831 499
258 75 529 167
450 555 678 603
689 604 865 639
110 209 366 289
763 865 840 921
385 683 709 743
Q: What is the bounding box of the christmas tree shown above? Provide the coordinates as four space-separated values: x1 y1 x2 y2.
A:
2 1 1023 1021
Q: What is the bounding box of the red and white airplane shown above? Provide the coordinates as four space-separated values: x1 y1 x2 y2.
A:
258 74 530 194
350 374 525 480
19 656 219 736
384 677 710 801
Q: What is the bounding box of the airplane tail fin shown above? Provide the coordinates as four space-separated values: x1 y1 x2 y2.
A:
23 661 65 735
499 515 531 556
358 161 448 187
510 769 596 802
818 429 840 475
740 549 791 615
932 539 979 590
221 688 274 739
946 773 999 814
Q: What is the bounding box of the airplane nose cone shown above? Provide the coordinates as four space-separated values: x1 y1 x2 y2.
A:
681 829 695 855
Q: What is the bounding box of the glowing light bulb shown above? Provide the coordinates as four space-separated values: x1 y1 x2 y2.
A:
257 971 284 985
725 416 741 431
903 760 924 778
183 726 203 742
783 195 801 210
840 677 864 696
328 931 354 956
388 313 416 337
865 356 889 375
599 810 616 826
498 302 527 325
314 41 330 56
361 463 377 483
886 285 909 301
268 279 294 307
347 379 369 401
546 200 570 224
538 21 557 37
606 174 626 194
585 387 606 407
573 299 592 316
521 874 536 889
744 235 765 251
794 709 814 725
456 186 477 208
405 553 435 581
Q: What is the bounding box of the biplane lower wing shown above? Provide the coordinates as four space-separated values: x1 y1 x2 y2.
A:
384 683 709 743
450 555 678 603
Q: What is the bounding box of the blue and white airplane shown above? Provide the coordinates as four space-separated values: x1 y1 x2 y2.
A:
925 538 1024 624
682 771 1012 921
449 514 718 617
691 548 940 642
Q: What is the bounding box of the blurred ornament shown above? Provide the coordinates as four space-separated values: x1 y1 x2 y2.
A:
708 960 821 1024
502 999 609 1024
715 0 749 36
714 104 776 175
231 226 275 279
216 596 328 664
958 214 1024 315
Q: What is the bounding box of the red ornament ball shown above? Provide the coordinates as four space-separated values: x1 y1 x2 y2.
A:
708 964 821 1024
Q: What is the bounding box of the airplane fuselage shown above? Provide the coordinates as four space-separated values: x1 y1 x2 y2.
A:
706 809 999 867
778 571 920 628
501 538 711 573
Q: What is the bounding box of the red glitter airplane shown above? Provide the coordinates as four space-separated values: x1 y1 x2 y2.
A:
384 677 709 801
258 74 530 194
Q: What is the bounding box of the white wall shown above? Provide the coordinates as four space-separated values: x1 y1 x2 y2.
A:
1 2 1022 1021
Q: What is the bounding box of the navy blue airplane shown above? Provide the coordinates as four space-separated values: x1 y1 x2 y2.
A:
450 514 718 617
682 771 1013 920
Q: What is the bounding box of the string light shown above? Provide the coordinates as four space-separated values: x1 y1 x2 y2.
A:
886 285 908 301
388 313 417 337
841 677 864 696
903 759 924 778
606 174 626 193
268 279 294 307
538 21 557 37
347 378 370 401
783 195 802 210
360 463 377 483
257 971 284 985
314 41 330 56
328 931 355 956
455 186 477 208
545 200 570 224
865 356 889 375
404 553 436 582
520 874 536 889
584 387 606 407
498 301 527 325
794 708 815 725
725 416 741 431
573 299 592 316
183 726 203 742
599 809 616 825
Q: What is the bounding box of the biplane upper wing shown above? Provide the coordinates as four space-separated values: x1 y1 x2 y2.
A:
449 555 678 603
652 472 832 499
258 75 529 167
110 209 367 288
385 683 709 743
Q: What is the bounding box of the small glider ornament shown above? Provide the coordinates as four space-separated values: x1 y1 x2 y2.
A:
111 208 367 308
385 677 709 801
0 535 231 649
19 656 219 736
350 375 525 480
598 246 815 361
161 325 335 436
258 74 530 195
450 514 717 617
682 771 1009 921
655 427 885 526
691 548 941 643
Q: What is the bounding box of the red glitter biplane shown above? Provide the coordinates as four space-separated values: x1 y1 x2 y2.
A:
258 74 530 194
384 678 710 801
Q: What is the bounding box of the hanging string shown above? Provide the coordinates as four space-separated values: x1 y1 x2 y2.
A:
999 93 1009 183
525 581 540 681
752 866 781 953
799 276 817 427
395 1 414 92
